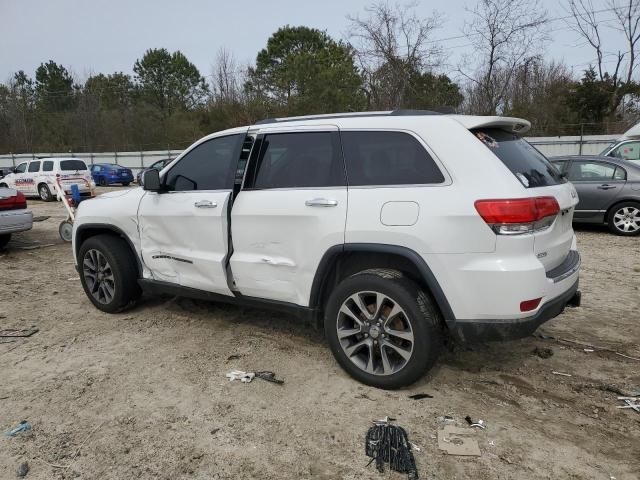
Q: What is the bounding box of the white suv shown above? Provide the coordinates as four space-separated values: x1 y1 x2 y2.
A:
0 157 95 201
71 111 581 388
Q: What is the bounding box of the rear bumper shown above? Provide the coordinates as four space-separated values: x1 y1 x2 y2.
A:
452 279 580 342
0 208 33 234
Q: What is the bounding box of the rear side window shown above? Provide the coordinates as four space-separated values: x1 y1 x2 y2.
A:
473 128 565 188
341 131 444 186
60 160 87 171
246 132 344 189
28 161 41 172
43 161 54 172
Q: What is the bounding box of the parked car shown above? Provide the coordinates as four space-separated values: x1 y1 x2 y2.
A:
550 155 640 235
136 158 172 185
596 123 640 164
90 163 134 186
0 187 33 248
0 157 95 202
72 111 581 389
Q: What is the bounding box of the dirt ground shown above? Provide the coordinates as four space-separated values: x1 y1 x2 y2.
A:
1 186 639 480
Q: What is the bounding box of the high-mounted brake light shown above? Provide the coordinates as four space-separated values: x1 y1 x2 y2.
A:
474 197 560 235
0 191 27 211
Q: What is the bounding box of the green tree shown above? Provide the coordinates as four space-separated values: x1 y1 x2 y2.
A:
566 67 616 125
133 48 208 115
403 70 463 110
84 73 135 110
35 60 75 111
247 26 364 115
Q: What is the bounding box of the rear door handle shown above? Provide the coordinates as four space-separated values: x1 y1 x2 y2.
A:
597 184 617 190
194 200 217 208
305 198 338 207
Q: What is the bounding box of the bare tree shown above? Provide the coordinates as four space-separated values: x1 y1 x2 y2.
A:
461 0 548 115
609 0 640 83
347 1 442 109
211 48 244 103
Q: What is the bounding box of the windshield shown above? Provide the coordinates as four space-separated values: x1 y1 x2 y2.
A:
60 160 88 171
473 128 566 188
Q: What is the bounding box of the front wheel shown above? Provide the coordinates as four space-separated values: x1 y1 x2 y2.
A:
78 235 141 313
99 177 107 186
608 202 640 236
122 182 130 187
324 270 442 389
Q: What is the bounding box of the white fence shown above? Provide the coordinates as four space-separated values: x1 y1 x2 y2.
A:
0 134 622 175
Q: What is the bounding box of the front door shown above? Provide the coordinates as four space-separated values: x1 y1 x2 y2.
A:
12 162 30 194
568 160 625 219
230 127 347 306
138 133 245 295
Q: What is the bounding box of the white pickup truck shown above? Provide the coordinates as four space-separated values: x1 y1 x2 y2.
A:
71 111 581 388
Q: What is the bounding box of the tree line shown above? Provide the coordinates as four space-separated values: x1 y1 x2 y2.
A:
1 0 640 154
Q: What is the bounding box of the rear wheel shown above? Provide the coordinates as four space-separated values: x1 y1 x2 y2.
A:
0 233 11 249
78 235 141 312
0 183 8 188
324 269 442 389
38 183 53 202
608 202 640 236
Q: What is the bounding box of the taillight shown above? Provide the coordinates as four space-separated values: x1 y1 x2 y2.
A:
475 197 560 235
520 297 542 312
0 191 27 211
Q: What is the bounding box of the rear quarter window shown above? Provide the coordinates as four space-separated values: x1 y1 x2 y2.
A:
60 160 88 171
473 128 565 188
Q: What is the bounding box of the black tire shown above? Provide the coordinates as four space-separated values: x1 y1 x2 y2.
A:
607 201 640 236
78 234 141 313
38 183 53 202
324 269 442 389
0 183 8 188
0 233 11 249
99 177 107 186
122 182 130 187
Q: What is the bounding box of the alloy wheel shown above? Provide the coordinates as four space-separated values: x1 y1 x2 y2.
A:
83 249 116 304
336 291 414 376
39 186 49 201
613 206 640 233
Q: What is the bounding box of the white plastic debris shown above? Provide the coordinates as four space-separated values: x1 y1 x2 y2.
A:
225 370 255 383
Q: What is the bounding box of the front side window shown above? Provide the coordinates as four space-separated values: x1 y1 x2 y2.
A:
15 163 27 174
473 128 565 188
43 161 54 172
341 131 444 186
28 161 41 173
610 141 640 161
164 134 243 191
246 132 344 189
568 161 619 181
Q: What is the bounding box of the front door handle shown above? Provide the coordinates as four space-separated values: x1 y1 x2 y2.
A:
597 184 617 190
194 200 217 208
305 198 338 207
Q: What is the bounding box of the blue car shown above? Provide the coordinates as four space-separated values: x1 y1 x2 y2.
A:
90 163 134 186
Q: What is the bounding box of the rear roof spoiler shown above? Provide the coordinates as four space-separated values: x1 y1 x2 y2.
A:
449 115 531 134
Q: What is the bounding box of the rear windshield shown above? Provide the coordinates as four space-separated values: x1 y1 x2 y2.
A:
473 128 565 188
60 160 87 171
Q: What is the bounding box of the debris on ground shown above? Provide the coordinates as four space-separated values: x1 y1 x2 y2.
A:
225 370 284 385
465 416 486 429
408 393 433 400
4 421 31 437
437 415 455 424
31 216 50 222
616 396 640 413
365 417 418 480
533 346 553 359
16 461 29 477
0 329 38 338
437 425 481 456
552 371 572 377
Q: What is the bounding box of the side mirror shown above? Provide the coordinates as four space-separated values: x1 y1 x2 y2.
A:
143 169 162 192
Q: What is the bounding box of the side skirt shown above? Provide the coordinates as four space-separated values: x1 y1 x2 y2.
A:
138 279 319 324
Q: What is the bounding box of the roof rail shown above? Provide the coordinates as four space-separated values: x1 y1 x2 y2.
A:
254 109 444 125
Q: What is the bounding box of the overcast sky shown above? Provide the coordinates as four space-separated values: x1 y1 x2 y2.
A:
0 0 627 83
